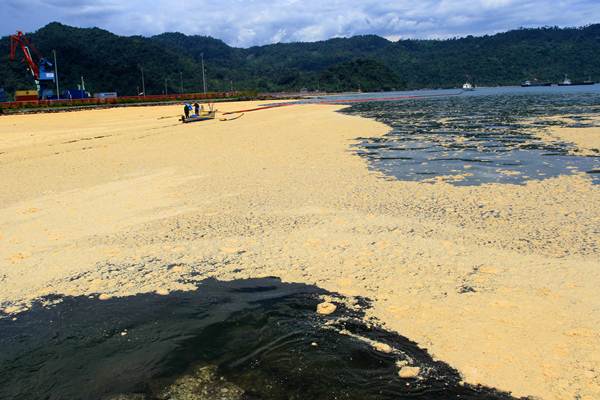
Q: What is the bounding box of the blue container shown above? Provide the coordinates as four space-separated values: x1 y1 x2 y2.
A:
62 89 91 99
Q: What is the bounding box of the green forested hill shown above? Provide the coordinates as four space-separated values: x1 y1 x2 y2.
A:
1 22 600 97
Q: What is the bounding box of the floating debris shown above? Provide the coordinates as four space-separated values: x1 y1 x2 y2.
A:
398 366 421 379
316 301 337 315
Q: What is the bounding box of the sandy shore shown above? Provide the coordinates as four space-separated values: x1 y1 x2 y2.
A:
1 101 599 399
535 114 600 156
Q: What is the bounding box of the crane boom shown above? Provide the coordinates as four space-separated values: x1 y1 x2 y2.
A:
9 31 56 99
10 31 40 79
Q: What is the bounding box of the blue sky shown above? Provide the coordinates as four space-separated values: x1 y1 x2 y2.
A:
2 0 600 47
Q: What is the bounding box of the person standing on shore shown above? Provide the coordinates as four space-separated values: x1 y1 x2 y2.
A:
184 103 191 119
194 103 200 116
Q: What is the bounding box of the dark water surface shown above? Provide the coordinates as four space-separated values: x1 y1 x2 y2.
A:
336 86 600 185
0 278 519 400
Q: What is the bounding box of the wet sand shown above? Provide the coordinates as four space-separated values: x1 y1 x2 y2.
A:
536 114 600 156
1 101 599 399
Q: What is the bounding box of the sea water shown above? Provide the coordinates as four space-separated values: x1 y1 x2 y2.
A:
335 86 600 185
0 278 517 400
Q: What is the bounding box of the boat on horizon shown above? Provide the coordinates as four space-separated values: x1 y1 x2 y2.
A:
558 74 595 86
521 79 552 87
462 82 475 91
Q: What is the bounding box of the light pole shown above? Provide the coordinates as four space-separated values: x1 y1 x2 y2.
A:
164 77 168 95
53 50 60 99
140 65 146 96
179 71 184 94
201 52 207 94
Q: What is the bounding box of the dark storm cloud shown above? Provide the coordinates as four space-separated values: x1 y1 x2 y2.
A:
1 0 599 46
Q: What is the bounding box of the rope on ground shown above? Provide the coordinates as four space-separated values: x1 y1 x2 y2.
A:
221 103 296 115
220 113 245 121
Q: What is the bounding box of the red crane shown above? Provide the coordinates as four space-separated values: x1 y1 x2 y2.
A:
10 31 41 79
9 31 56 99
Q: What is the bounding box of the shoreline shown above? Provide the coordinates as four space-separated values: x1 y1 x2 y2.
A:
1 101 599 399
534 114 600 156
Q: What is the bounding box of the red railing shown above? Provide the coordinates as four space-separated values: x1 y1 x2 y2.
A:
0 91 242 110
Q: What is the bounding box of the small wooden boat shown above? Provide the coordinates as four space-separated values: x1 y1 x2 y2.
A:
181 110 216 123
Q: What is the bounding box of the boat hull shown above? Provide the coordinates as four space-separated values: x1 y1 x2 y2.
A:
558 82 595 86
181 111 216 123
521 83 552 87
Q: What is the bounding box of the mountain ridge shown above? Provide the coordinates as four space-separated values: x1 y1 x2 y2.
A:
1 22 600 96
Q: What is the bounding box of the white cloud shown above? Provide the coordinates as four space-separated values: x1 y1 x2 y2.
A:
1 0 599 46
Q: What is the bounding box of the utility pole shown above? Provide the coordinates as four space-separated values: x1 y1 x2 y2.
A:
81 76 85 91
179 71 184 94
201 52 207 94
53 50 60 99
164 77 168 95
140 66 146 96
230 80 233 92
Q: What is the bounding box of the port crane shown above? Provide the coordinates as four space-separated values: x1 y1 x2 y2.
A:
9 31 56 99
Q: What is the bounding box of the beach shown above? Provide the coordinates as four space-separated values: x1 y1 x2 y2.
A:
1 101 599 399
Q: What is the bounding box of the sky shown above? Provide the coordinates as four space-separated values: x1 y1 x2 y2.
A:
1 0 600 47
